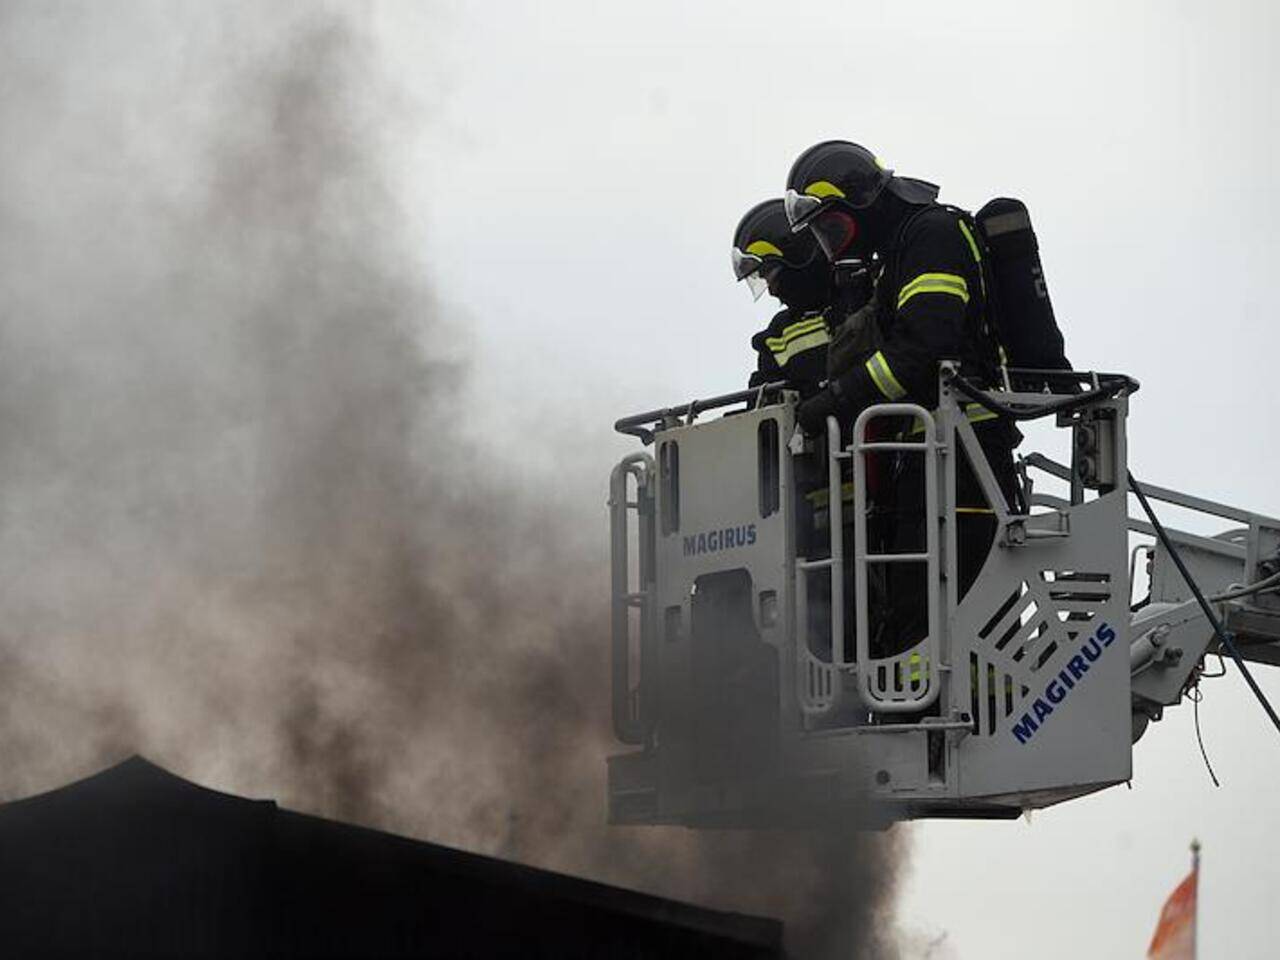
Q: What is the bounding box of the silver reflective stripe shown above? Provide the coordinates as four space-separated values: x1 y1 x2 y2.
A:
982 209 1032 237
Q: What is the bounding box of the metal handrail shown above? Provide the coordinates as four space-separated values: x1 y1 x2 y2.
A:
942 368 1139 422
614 382 791 443
852 403 942 712
609 453 656 744
1026 452 1273 526
794 417 847 717
796 417 847 672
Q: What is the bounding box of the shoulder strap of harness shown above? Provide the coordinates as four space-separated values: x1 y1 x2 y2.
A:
883 202 1006 373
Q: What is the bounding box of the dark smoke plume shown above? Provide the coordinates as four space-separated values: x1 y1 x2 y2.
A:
0 4 906 956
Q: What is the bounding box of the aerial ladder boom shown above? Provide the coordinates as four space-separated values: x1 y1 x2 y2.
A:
606 367 1280 827
1023 451 1280 736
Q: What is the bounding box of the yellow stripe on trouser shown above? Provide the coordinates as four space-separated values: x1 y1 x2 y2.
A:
972 668 1016 696
903 404 998 515
805 481 856 507
865 350 906 400
906 403 998 435
897 272 969 309
895 652 925 687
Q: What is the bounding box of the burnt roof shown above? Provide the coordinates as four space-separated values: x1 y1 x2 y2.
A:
0 756 782 958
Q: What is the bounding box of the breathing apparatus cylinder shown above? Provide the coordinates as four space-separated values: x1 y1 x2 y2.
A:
974 198 1070 373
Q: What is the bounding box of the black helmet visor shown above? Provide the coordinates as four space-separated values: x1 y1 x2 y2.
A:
784 188 825 229
731 242 814 279
744 272 769 301
731 246 764 281
733 247 802 301
809 209 859 261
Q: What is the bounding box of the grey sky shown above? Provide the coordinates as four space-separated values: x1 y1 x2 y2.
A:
388 1 1280 956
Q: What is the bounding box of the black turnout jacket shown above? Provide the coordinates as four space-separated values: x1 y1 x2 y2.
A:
748 307 831 399
837 204 1000 412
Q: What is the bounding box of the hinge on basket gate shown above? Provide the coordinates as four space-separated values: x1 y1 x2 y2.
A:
1004 510 1071 546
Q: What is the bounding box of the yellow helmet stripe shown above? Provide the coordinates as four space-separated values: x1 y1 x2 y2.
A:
744 239 784 258
802 180 846 199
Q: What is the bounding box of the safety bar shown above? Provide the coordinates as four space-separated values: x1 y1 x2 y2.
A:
1026 454 1262 564
1034 489 1245 561
1003 366 1135 391
795 417 847 713
609 452 656 744
614 382 790 443
1026 453 1266 525
852 403 942 712
943 368 1139 422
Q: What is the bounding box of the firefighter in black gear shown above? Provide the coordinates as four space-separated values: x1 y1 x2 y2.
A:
732 198 835 398
733 197 870 616
784 140 1019 645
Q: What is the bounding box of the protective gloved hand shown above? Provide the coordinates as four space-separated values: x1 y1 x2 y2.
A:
827 298 881 380
796 386 840 436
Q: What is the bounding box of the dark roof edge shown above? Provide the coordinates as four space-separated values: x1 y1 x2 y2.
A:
273 807 783 947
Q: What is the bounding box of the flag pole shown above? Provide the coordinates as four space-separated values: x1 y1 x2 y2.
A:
1190 839 1201 960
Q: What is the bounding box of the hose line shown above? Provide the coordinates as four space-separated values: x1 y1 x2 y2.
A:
1209 569 1280 603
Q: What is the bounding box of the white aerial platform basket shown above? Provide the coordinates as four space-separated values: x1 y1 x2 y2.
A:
606 366 1279 826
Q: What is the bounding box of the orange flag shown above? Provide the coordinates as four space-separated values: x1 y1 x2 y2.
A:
1147 842 1199 960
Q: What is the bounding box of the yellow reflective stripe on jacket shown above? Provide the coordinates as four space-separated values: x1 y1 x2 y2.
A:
771 328 829 365
764 315 826 351
896 272 970 310
963 402 999 425
957 220 982 265
765 315 829 366
865 350 907 400
766 315 827 345
957 219 987 300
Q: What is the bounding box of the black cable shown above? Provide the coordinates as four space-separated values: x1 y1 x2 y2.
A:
1201 650 1228 679
1128 469 1280 738
1189 681 1220 787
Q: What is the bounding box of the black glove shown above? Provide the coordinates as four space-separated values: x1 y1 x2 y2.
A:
797 387 840 436
826 298 881 380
